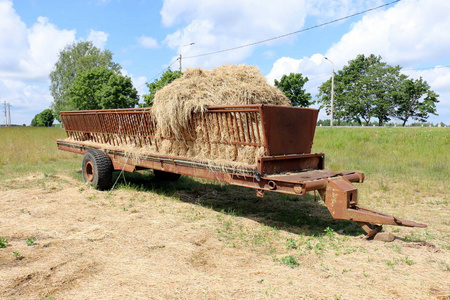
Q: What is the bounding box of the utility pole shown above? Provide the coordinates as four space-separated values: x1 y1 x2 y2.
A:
324 57 335 127
179 42 195 72
2 101 6 126
2 101 12 126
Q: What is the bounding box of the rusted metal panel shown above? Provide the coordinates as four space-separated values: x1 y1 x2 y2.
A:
260 105 318 156
324 176 357 218
257 153 324 175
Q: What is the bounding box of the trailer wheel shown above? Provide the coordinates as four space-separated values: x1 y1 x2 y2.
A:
82 149 113 190
153 169 181 181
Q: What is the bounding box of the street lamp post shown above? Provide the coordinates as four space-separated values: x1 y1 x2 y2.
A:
324 57 335 127
179 42 195 72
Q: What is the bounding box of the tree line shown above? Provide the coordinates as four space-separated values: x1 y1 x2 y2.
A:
275 54 439 126
36 42 439 127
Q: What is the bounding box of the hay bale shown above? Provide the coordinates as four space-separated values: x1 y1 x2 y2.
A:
152 64 290 137
151 64 290 166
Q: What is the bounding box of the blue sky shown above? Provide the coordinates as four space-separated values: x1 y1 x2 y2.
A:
1 0 449 125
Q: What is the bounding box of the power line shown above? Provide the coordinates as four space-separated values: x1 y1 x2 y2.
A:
136 59 179 92
147 59 179 83
143 1 400 90
183 0 400 60
308 74 330 81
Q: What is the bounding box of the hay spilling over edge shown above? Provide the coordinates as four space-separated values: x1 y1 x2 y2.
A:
150 64 290 166
152 64 290 137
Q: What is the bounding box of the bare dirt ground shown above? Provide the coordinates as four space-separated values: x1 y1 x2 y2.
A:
1 173 449 300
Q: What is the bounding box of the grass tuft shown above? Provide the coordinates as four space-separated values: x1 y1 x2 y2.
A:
0 237 8 248
26 237 36 246
280 255 299 268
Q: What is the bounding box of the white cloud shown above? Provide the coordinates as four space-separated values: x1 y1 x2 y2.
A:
0 1 114 125
324 0 450 68
0 0 28 74
266 57 302 84
267 0 450 124
0 0 76 124
322 0 450 124
0 78 53 125
87 29 109 49
161 0 308 69
160 0 196 27
265 54 334 120
137 35 159 49
0 1 76 81
26 17 77 79
403 67 450 92
266 54 330 85
159 0 390 70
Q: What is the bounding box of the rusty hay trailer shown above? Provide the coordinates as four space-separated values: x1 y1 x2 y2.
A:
56 104 426 238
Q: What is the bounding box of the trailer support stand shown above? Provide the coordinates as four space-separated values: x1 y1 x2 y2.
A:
357 222 383 239
319 176 426 238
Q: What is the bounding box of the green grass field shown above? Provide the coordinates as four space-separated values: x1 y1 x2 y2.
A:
0 127 78 179
1 126 448 183
313 127 449 181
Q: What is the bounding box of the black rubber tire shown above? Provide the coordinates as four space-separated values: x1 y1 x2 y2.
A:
153 169 181 181
82 149 113 190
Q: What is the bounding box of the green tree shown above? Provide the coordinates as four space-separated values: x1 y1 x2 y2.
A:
317 54 404 126
274 73 312 107
143 68 183 107
31 109 54 127
393 77 439 126
50 41 121 120
67 67 138 110
370 65 407 126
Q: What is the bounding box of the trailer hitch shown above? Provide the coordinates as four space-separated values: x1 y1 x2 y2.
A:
318 176 427 238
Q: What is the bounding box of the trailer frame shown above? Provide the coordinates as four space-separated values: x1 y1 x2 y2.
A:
57 105 427 237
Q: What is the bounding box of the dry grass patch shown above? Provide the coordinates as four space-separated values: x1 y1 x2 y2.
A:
1 172 449 299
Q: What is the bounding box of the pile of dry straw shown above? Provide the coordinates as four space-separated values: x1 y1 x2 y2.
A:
144 65 290 165
149 64 290 166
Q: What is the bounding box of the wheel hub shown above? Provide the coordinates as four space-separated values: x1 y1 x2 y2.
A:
85 161 94 182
